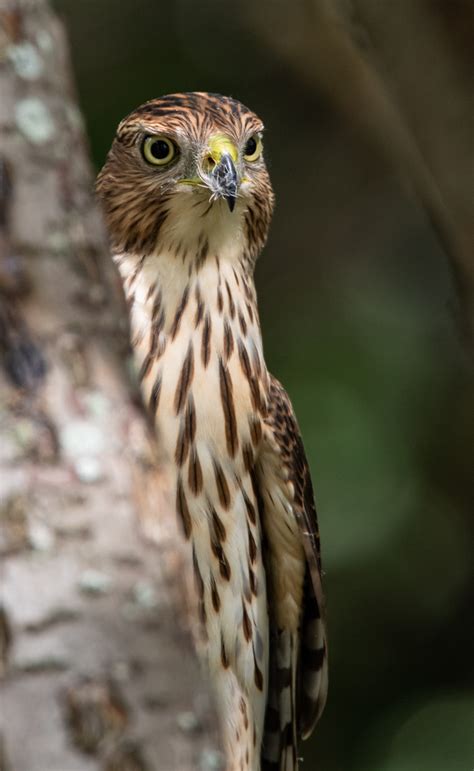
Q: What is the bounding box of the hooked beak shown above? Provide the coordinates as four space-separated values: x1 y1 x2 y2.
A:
211 153 238 212
180 135 240 211
205 134 239 212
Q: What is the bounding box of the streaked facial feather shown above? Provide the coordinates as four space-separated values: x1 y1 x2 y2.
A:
97 91 274 262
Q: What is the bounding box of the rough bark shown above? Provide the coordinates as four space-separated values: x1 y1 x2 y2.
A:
0 2 218 770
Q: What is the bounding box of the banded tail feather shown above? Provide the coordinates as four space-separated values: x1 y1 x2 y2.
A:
262 630 299 771
299 574 328 739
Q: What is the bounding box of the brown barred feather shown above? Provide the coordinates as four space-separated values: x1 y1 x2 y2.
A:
176 476 192 539
223 318 234 360
188 448 203 495
243 602 253 642
170 285 190 339
247 522 257 564
174 342 194 414
219 358 239 457
213 461 231 510
201 312 212 368
148 372 162 415
211 575 221 612
221 634 230 668
194 285 205 327
211 507 227 543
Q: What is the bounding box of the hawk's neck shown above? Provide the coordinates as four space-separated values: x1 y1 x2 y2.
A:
114 238 266 417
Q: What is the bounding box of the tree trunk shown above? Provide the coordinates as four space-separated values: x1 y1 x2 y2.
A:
0 2 218 769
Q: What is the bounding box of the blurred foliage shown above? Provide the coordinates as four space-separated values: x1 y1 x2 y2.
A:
55 1 473 768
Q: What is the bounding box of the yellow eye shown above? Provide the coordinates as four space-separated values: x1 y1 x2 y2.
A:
243 134 262 162
142 136 177 166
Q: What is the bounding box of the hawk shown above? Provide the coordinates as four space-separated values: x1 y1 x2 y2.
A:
97 92 328 771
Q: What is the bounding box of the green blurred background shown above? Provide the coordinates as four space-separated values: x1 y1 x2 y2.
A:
54 2 473 769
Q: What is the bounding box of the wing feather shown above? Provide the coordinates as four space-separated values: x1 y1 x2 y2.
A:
260 374 328 764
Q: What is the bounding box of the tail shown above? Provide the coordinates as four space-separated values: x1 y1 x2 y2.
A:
261 630 299 771
261 576 328 770
299 576 328 739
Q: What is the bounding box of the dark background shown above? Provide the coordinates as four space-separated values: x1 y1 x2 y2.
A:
54 2 474 769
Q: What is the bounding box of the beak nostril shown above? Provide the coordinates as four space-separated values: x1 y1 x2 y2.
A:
202 152 238 212
204 155 216 171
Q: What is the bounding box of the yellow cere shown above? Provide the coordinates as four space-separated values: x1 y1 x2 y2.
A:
207 134 239 164
178 178 202 186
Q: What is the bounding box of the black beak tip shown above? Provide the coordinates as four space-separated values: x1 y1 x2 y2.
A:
226 194 236 212
212 153 238 213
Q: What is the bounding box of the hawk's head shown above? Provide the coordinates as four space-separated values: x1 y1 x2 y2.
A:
97 92 275 261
